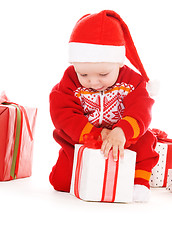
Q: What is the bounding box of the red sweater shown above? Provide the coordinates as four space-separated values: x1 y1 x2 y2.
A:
50 65 154 145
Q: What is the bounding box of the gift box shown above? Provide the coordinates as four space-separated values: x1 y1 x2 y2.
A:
0 92 37 180
70 144 136 203
149 129 172 187
166 169 172 192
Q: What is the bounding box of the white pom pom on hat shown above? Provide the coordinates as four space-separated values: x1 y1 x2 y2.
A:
146 79 160 97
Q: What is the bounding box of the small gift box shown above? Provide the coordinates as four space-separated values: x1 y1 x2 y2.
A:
0 92 37 180
149 129 172 187
166 169 172 192
70 135 136 203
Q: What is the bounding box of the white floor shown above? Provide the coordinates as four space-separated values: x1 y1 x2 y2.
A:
0 172 171 240
1 114 171 240
1 113 171 239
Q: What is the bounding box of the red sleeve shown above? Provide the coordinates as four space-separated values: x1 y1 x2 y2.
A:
113 69 154 142
49 66 102 144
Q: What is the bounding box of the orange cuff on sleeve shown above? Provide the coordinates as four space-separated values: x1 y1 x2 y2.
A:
122 116 140 139
135 170 152 181
79 122 94 143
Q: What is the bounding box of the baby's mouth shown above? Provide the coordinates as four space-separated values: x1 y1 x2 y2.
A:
94 87 105 91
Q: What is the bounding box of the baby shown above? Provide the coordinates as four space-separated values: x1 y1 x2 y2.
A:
49 10 159 202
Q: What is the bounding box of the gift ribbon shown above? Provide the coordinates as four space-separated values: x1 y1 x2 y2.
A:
101 151 119 202
151 128 172 187
151 128 172 143
74 133 119 202
2 102 33 179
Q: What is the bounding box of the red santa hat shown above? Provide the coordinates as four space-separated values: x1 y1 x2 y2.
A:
68 10 149 82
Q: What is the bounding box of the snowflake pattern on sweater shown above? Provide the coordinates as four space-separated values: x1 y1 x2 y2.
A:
74 82 135 129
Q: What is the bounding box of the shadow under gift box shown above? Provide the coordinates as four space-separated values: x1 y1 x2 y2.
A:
0 103 37 181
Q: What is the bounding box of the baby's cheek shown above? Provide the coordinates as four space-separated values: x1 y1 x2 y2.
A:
78 78 87 87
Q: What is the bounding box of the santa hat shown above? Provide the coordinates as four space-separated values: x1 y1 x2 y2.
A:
68 10 149 83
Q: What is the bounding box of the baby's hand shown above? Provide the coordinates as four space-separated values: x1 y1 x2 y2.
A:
101 127 126 160
101 128 111 141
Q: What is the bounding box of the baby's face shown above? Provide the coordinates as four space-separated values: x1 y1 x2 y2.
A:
73 62 121 91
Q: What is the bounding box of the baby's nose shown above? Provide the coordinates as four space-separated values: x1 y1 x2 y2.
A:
90 78 101 88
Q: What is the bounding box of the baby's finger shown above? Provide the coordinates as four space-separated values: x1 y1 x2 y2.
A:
112 145 118 160
104 142 112 158
119 145 124 159
101 139 107 154
101 140 112 158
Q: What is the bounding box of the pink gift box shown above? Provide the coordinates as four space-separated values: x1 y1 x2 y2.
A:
0 93 37 180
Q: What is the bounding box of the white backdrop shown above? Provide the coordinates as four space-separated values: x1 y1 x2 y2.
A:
0 1 172 239
1 0 172 181
1 0 172 182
